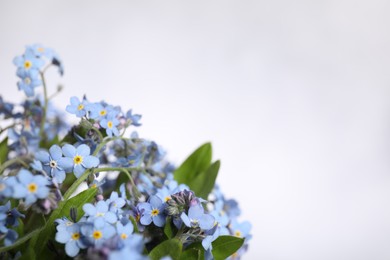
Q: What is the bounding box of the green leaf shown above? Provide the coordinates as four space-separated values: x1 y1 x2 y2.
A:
149 238 182 260
211 236 245 260
0 227 43 253
0 137 8 164
164 217 175 239
191 160 220 199
30 188 97 255
180 248 203 260
174 143 212 185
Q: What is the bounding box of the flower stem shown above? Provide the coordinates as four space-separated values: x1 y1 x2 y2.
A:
39 71 48 140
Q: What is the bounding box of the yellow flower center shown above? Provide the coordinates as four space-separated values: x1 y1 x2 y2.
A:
37 47 45 53
164 196 171 202
71 233 80 240
151 209 159 217
24 77 31 85
120 233 128 239
99 110 107 116
28 183 38 193
0 183 5 192
92 230 103 240
24 60 32 69
66 222 73 226
91 184 97 188
77 104 84 110
73 155 83 165
234 230 242 237
107 121 113 128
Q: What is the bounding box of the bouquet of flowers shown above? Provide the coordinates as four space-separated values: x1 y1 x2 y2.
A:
0 44 251 260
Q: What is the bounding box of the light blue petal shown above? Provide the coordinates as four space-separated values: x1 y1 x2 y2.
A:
76 144 90 157
188 204 203 220
12 184 27 198
58 157 74 172
62 144 76 157
104 212 117 224
70 96 80 106
180 212 191 227
52 168 66 183
36 186 49 199
49 145 63 160
65 240 80 257
152 214 165 227
96 201 108 213
17 169 33 184
140 215 152 226
35 151 50 163
73 165 85 178
200 214 215 230
82 156 99 168
149 196 162 208
55 230 71 243
82 203 96 216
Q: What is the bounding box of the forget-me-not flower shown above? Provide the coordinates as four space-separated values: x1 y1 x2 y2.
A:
36 145 73 183
100 114 120 137
66 96 88 118
181 204 215 230
137 195 166 227
83 200 117 224
12 169 50 205
55 223 86 257
62 144 100 178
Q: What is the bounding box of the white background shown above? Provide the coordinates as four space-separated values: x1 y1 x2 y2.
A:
1 1 390 259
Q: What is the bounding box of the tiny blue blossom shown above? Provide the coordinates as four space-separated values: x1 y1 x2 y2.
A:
62 144 100 178
100 115 120 137
83 200 117 224
13 48 44 75
12 169 50 205
55 223 85 257
16 69 41 97
80 218 116 247
181 204 215 230
35 145 73 183
137 195 166 227
126 109 142 127
66 96 88 118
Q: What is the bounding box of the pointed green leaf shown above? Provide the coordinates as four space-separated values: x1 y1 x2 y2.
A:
174 143 212 185
164 217 175 239
191 160 220 199
212 235 244 260
149 238 182 260
0 137 8 164
180 248 203 260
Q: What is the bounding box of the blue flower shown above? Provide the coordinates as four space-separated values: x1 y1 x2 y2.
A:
12 169 50 205
55 223 86 257
109 234 147 260
66 96 88 118
88 103 115 120
107 192 126 213
16 69 42 97
202 225 220 251
181 204 215 230
4 229 18 246
137 195 166 227
0 177 18 198
80 218 116 247
126 110 142 127
83 200 117 224
115 222 134 246
100 115 120 137
26 44 54 59
13 48 44 75
35 145 73 184
62 144 100 178
229 219 251 239
0 96 14 118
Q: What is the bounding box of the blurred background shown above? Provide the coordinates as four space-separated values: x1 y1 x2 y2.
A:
1 1 390 259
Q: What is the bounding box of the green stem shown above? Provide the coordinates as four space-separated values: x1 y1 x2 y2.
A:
39 71 49 140
90 126 104 141
0 156 31 173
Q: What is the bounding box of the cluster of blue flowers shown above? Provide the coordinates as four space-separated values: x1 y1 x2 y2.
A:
0 44 251 259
